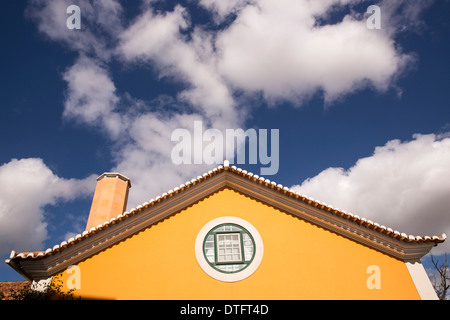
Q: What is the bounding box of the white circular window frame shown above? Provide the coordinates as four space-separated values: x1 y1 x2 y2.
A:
195 216 264 282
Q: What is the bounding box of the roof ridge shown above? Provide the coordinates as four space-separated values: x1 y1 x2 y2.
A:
8 161 447 260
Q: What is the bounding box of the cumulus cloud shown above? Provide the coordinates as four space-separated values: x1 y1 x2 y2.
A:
115 0 418 111
215 0 413 104
0 158 96 256
110 111 212 207
62 56 127 139
27 0 431 116
291 133 450 254
61 55 217 207
117 6 238 127
26 0 123 60
378 0 435 35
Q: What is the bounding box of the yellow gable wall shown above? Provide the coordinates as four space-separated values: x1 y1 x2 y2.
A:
55 188 420 299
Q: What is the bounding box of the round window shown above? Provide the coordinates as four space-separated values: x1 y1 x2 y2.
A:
195 217 263 282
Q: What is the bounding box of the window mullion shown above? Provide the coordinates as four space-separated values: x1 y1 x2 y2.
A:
214 232 219 265
239 231 246 264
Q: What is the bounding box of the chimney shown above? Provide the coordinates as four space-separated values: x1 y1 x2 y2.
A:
86 172 131 231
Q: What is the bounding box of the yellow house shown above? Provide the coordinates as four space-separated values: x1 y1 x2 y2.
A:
5 161 446 300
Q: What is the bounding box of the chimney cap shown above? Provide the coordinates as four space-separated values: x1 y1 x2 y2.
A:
97 172 131 188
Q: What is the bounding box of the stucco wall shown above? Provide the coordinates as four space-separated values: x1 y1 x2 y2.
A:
55 188 420 299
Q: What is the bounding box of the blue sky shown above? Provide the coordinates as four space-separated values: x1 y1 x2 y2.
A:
1 0 449 286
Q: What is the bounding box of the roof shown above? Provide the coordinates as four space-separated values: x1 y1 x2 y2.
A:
0 281 29 300
5 161 446 280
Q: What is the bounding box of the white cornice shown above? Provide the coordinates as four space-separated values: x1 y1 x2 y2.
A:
97 172 132 187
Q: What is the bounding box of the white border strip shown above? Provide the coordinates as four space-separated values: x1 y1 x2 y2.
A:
405 261 438 300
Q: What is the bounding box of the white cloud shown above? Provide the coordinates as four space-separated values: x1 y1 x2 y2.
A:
291 133 450 254
378 0 435 35
117 6 238 127
62 56 127 139
215 0 413 105
0 158 96 256
116 0 422 109
28 0 434 120
26 0 123 60
111 113 216 207
61 56 219 208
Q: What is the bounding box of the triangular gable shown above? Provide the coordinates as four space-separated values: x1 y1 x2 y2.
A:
6 162 446 281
